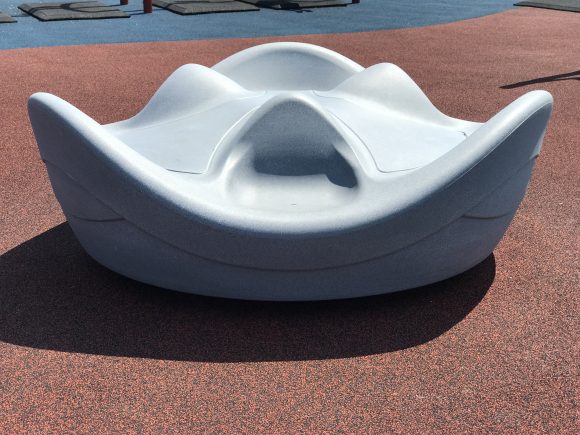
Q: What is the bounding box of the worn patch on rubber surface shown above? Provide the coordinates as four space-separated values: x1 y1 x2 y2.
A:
153 0 260 15
19 1 130 21
0 10 17 23
514 0 580 12
242 0 349 10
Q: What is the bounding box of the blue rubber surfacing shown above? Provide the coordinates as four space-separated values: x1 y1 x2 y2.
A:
0 0 514 50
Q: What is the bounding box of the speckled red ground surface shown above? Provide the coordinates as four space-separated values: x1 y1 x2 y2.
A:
1 7 578 432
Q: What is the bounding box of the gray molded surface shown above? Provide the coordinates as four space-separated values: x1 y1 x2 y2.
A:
153 0 259 15
242 0 349 9
514 0 580 12
28 42 553 300
19 2 129 21
0 10 17 22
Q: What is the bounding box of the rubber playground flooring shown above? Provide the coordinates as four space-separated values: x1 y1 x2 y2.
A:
0 0 515 49
0 5 578 433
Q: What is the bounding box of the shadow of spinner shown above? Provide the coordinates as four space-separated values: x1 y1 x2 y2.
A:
0 223 494 362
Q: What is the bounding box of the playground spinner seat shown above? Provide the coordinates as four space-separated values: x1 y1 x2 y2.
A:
29 42 553 300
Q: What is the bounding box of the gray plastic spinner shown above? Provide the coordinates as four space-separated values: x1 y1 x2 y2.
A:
29 42 553 300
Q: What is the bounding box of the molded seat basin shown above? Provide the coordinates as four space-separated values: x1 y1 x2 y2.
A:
106 90 478 175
